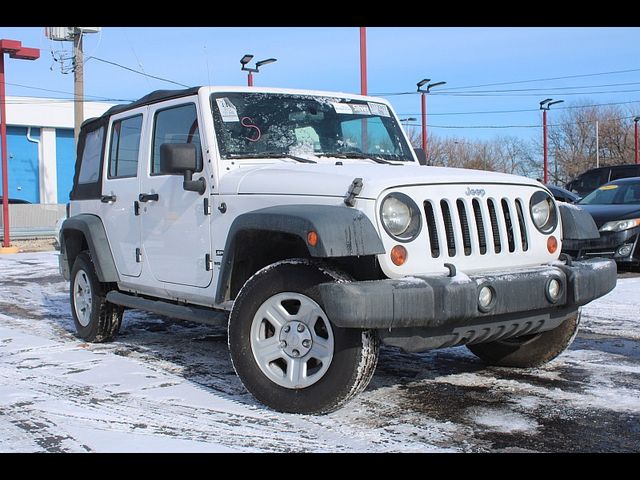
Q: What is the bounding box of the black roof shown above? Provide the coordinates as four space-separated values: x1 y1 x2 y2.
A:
81 86 201 129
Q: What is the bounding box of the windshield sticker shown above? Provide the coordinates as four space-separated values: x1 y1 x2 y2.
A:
350 104 371 115
216 97 240 122
331 102 354 114
368 102 390 117
599 185 619 190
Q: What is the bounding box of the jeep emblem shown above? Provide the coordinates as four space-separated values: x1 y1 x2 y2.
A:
465 187 486 197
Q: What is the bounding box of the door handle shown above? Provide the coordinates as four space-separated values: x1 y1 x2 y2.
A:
101 194 117 203
138 193 159 202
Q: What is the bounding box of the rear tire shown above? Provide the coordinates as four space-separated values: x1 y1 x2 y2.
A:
466 310 581 368
228 259 379 414
70 252 123 343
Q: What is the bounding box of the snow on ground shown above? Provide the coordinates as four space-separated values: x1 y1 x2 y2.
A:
1 251 639 452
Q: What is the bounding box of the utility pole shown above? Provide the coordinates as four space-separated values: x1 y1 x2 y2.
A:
595 120 599 168
73 30 83 145
360 27 368 152
539 98 563 184
634 117 639 165
417 79 446 165
0 39 39 253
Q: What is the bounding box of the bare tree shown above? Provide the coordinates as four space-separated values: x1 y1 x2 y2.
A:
548 101 636 185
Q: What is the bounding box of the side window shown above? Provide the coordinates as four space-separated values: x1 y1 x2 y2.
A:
78 126 105 184
151 103 202 174
108 115 143 178
610 167 639 181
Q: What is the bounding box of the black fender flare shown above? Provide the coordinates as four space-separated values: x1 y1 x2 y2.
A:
215 204 385 304
60 214 120 283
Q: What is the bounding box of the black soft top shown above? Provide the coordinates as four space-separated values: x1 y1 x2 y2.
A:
81 86 201 129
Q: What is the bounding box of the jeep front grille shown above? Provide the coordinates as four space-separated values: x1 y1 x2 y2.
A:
423 197 529 258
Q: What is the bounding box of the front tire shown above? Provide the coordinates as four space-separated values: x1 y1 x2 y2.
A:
228 259 379 414
70 252 123 343
466 310 581 368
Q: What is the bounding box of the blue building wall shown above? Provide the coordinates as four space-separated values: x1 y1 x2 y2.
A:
1 126 40 203
56 129 75 203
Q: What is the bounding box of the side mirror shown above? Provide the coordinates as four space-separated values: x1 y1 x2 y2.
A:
413 147 427 166
160 143 206 195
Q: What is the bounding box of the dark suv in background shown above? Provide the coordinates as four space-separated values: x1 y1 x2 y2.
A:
566 164 640 197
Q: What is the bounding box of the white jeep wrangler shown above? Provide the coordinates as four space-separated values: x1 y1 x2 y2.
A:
59 86 616 414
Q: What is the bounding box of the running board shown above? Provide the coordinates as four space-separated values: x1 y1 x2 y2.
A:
106 291 228 326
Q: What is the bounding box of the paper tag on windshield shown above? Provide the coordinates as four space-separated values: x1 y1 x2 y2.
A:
331 102 353 114
599 185 618 190
368 102 390 117
216 97 239 122
350 104 371 115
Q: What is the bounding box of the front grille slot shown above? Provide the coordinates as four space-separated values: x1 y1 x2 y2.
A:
501 198 516 253
515 199 528 251
472 199 487 255
440 200 456 257
487 199 502 253
456 200 472 256
424 201 440 258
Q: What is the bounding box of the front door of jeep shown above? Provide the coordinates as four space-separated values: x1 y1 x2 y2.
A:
139 99 212 288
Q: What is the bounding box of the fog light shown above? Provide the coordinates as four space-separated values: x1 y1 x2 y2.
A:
478 285 495 312
546 278 562 303
617 244 633 257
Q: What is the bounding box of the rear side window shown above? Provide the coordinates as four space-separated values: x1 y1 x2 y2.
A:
78 127 105 184
610 166 640 181
151 103 202 174
108 115 143 178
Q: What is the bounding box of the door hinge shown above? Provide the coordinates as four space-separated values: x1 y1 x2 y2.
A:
136 248 142 263
134 201 140 216
205 253 213 271
204 198 212 215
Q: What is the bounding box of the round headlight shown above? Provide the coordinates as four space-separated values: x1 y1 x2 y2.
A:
529 191 558 234
380 193 422 241
382 196 411 235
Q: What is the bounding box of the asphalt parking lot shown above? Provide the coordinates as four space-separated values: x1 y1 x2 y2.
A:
1 252 639 452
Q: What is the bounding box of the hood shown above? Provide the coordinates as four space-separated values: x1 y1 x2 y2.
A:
218 162 542 199
578 203 640 228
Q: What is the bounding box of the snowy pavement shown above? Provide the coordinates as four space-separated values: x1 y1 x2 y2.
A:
1 251 638 452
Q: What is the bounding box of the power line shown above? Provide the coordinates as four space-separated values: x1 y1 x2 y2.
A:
403 114 639 130
432 88 640 97
5 81 130 101
436 67 640 92
396 99 640 117
87 56 190 88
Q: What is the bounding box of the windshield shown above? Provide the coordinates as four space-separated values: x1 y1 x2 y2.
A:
210 92 414 162
579 182 640 205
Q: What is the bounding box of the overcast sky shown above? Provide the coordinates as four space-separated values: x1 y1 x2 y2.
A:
2 27 640 142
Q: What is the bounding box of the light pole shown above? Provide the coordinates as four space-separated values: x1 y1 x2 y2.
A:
539 98 564 184
634 116 639 165
417 79 446 164
240 55 277 87
0 39 39 253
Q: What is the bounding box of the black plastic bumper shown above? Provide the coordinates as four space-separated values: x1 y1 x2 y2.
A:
317 258 617 329
563 228 640 266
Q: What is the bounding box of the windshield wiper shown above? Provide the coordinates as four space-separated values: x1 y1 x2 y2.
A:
227 152 317 163
319 152 396 165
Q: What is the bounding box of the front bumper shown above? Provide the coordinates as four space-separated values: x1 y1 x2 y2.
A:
317 258 617 330
563 228 640 265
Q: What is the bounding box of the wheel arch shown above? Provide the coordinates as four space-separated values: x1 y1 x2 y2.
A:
215 205 385 305
60 214 120 283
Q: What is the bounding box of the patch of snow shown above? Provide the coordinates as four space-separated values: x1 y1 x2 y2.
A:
468 407 539 433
